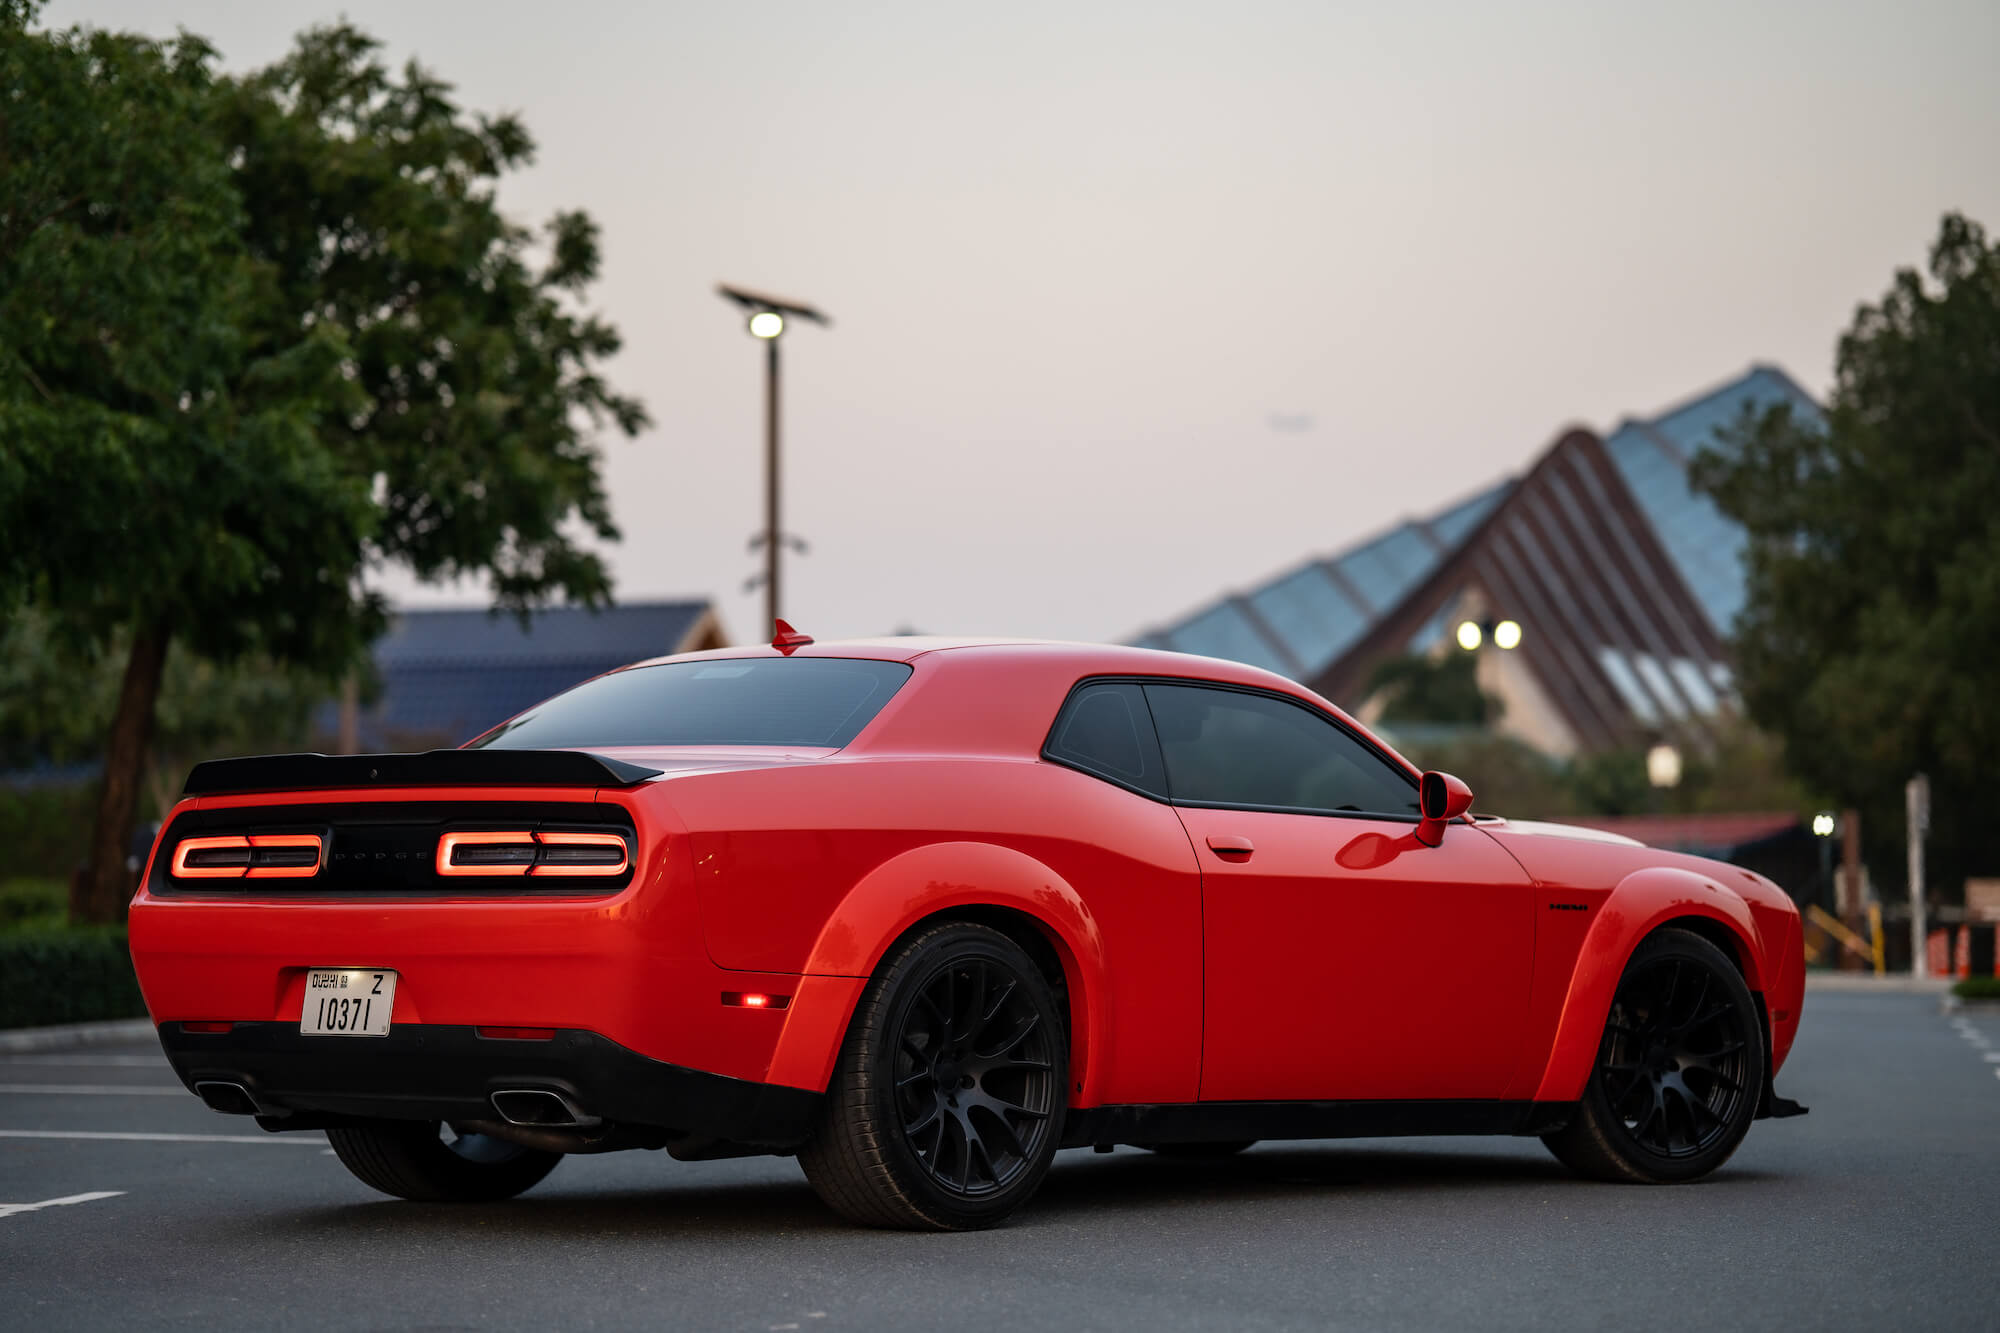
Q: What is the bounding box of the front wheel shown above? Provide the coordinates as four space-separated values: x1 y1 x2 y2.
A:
1543 928 1766 1184
327 1121 561 1202
799 921 1067 1230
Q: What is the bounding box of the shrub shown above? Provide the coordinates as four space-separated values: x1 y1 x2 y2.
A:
0 782 97 879
1951 975 2000 1001
0 878 67 931
0 926 147 1028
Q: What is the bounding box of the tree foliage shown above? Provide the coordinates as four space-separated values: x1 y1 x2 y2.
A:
0 4 647 921
1690 212 2000 897
1363 651 1501 726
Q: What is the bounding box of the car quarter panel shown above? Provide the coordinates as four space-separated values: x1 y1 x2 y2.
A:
675 756 1206 1106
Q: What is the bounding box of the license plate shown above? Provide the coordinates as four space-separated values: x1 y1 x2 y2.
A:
301 969 397 1037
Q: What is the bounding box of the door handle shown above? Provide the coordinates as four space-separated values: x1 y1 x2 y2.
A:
1206 834 1254 861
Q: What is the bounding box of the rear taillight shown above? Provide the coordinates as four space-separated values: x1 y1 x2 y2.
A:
171 833 322 879
435 830 630 878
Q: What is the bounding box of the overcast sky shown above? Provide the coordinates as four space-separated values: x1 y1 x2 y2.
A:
49 0 2000 645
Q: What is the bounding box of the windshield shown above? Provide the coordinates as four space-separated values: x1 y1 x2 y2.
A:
468 658 914 750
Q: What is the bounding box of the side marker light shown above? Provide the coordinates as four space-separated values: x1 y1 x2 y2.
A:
721 992 791 1010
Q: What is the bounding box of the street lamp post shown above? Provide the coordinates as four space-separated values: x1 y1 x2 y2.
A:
717 285 830 634
1646 742 1682 814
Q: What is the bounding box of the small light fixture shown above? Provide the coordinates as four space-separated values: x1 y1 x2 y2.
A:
1455 620 1483 652
747 310 785 339
1493 619 1522 651
1811 811 1837 838
1646 743 1683 790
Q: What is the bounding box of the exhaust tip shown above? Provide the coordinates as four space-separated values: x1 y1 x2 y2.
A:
194 1081 261 1116
490 1088 599 1129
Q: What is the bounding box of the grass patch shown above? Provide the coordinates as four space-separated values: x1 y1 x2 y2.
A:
0 924 146 1029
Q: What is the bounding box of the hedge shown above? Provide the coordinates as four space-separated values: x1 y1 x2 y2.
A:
0 926 147 1029
0 781 97 879
1951 975 2000 1001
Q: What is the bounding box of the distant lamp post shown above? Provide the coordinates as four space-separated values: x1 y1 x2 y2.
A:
1646 743 1682 794
717 284 831 633
1812 810 1839 913
1455 617 1522 652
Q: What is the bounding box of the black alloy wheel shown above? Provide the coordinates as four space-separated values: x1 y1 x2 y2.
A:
1543 928 1766 1184
799 921 1067 1229
326 1120 562 1201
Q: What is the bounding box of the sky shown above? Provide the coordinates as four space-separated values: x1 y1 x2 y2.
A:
48 0 2000 646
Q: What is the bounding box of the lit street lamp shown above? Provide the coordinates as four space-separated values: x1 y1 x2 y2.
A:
1455 617 1523 652
717 284 830 633
1646 742 1682 812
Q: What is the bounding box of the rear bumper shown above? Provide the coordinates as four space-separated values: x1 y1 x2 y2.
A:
158 1021 821 1148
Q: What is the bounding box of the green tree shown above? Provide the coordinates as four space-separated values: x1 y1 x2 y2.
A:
1690 212 2000 899
1364 651 1502 726
0 7 646 922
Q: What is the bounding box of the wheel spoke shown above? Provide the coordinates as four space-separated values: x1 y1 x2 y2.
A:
904 1101 942 1137
962 965 987 1043
981 1011 1040 1059
972 978 1017 1044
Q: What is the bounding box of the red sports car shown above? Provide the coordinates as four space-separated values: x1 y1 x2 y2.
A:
129 631 1807 1229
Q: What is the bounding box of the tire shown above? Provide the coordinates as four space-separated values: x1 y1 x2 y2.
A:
1144 1141 1257 1157
799 921 1067 1230
1543 928 1766 1184
326 1120 562 1202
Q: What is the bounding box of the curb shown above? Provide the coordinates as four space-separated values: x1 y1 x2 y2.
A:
1804 973 1953 994
0 1018 154 1054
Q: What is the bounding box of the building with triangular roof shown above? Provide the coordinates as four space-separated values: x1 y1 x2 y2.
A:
1131 366 1821 756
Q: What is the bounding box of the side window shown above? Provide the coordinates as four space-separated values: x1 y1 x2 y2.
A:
1141 683 1420 817
1043 682 1167 798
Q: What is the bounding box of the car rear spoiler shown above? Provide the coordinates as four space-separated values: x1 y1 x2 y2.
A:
181 750 663 797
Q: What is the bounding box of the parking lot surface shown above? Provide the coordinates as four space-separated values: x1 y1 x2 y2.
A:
3 990 1996 1331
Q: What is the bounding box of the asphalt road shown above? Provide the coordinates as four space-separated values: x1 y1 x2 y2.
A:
2 989 1995 1332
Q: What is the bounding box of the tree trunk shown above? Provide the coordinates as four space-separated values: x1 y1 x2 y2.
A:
75 623 171 925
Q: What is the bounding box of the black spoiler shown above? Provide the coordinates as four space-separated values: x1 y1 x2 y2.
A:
181 750 663 797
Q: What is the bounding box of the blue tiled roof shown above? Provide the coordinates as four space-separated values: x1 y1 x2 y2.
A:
1603 366 1822 635
323 600 714 750
1133 480 1512 681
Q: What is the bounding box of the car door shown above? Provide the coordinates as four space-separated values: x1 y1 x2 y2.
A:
1140 682 1535 1104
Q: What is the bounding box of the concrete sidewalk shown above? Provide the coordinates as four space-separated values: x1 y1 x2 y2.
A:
1804 971 1953 993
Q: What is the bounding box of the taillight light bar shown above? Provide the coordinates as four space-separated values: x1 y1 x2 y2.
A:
171 834 323 879
435 830 630 878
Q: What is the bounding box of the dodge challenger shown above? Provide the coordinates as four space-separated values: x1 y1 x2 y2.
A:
128 629 1807 1229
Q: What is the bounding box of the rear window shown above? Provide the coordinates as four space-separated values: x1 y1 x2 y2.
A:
468 658 913 750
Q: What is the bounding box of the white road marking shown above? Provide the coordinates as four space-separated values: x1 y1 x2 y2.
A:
1985 1052 2000 1062
0 1085 185 1096
0 1190 124 1219
0 1055 169 1069
0 1130 323 1145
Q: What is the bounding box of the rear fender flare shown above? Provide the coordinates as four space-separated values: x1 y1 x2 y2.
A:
1531 866 1766 1103
768 841 1109 1101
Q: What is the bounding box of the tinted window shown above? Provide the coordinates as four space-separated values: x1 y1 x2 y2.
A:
1043 682 1166 797
1142 683 1419 816
469 658 913 749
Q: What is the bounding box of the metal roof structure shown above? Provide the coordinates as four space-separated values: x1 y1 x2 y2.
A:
1133 365 1822 756
1131 482 1514 681
325 600 726 751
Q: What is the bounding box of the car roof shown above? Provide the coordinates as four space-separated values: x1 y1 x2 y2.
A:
618 636 1310 692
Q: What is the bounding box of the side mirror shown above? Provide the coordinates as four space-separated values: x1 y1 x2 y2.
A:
1415 771 1474 847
